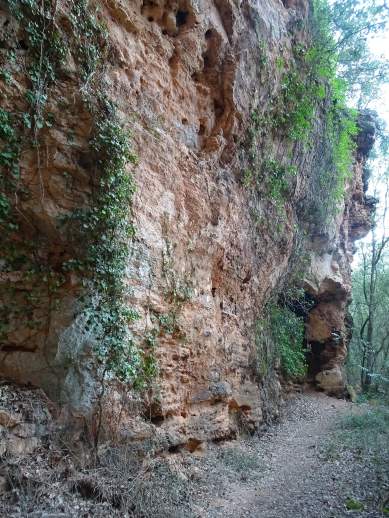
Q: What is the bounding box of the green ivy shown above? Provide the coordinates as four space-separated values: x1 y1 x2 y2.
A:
0 108 20 223
267 304 307 379
69 0 108 82
9 0 67 134
1 0 154 387
69 105 141 381
262 158 297 206
245 0 360 228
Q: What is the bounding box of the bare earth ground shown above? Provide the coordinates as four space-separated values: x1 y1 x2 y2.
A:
1 390 388 517
192 392 388 517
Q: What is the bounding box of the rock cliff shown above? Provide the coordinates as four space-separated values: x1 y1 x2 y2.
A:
0 0 374 448
304 111 376 395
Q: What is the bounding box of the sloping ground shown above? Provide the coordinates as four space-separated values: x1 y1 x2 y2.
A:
0 387 387 517
194 393 388 517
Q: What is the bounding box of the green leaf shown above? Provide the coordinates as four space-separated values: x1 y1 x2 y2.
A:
345 498 364 511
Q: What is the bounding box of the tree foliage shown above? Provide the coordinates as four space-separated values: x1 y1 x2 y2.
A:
326 0 389 107
349 183 389 396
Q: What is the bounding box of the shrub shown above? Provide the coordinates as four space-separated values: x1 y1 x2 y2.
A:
258 303 307 380
269 305 307 379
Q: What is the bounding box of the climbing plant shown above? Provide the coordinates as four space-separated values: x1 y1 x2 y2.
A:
0 0 151 386
257 302 307 380
244 0 360 229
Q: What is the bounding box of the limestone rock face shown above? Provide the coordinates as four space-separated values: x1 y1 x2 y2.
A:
0 384 52 458
0 0 374 445
304 111 376 395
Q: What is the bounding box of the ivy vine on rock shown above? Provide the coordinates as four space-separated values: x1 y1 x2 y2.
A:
1 0 152 388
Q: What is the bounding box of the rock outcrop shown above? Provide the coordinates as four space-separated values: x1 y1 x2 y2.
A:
0 0 374 448
304 111 376 395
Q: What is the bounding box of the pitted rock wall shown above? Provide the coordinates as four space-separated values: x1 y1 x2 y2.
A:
0 0 374 447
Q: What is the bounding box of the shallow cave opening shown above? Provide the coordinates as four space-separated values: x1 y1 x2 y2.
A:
278 290 322 383
213 98 224 118
18 39 29 50
280 291 316 320
306 341 326 381
176 10 189 27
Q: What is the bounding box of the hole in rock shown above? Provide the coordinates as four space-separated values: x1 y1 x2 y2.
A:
186 438 202 453
211 287 216 297
307 341 326 380
150 415 164 426
148 16 154 22
182 117 188 125
242 272 251 284
111 494 122 509
169 53 178 68
213 99 224 117
168 444 181 453
18 39 28 50
198 123 206 135
77 151 93 170
205 29 214 39
176 10 189 27
286 292 315 319
203 54 211 68
73 479 101 500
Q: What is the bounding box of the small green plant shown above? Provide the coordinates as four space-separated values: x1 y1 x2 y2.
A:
255 319 274 378
345 498 364 511
0 108 20 208
242 168 254 188
258 41 269 67
275 56 285 70
261 303 307 379
0 69 12 84
157 312 177 335
261 158 297 205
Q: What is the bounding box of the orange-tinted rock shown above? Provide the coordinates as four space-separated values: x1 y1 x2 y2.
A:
0 1 374 443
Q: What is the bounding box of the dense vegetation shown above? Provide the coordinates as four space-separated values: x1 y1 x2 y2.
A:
348 180 389 399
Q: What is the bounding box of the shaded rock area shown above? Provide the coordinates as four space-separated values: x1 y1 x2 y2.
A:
0 384 53 459
0 0 375 449
304 111 376 396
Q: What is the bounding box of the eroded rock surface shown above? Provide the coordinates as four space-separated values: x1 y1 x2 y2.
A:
304 111 376 395
0 0 374 446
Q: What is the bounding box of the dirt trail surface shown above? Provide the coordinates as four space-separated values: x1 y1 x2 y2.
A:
194 392 386 518
1 389 387 517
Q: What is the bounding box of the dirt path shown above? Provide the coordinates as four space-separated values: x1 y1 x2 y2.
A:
1 388 386 517
194 392 386 518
